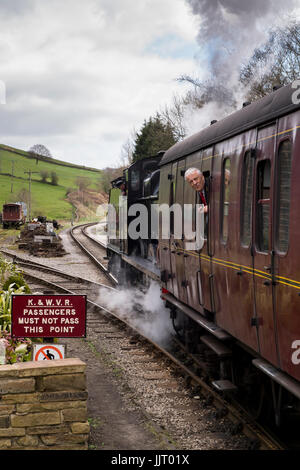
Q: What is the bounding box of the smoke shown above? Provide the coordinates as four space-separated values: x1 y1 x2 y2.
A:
181 0 299 135
186 0 298 82
183 100 230 136
96 282 174 348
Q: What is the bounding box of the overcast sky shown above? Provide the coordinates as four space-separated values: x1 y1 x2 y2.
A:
0 0 299 170
0 0 200 169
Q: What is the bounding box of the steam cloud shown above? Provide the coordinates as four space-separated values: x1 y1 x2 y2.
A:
186 0 298 81
97 282 174 347
182 0 299 134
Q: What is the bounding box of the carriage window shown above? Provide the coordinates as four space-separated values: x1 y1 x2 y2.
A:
256 159 271 252
130 169 139 191
276 140 292 253
170 181 175 235
221 159 231 243
241 150 254 246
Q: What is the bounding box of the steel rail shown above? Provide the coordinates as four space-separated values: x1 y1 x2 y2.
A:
69 223 118 286
0 249 116 292
82 222 108 250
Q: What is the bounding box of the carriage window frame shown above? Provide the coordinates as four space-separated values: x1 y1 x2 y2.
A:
275 138 292 255
182 167 199 245
240 149 254 248
169 180 175 236
256 159 271 253
220 158 231 244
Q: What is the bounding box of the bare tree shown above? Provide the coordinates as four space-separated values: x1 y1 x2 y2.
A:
118 128 137 167
11 188 31 206
159 94 187 141
75 176 91 206
119 136 135 167
29 144 52 159
240 20 300 101
75 176 91 191
177 75 237 108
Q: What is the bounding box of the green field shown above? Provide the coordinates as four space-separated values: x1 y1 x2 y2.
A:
0 144 104 220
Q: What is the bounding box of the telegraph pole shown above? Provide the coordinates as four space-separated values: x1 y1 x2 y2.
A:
24 170 39 221
11 161 14 193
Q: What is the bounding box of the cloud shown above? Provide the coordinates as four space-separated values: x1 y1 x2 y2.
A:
0 0 198 168
0 0 35 17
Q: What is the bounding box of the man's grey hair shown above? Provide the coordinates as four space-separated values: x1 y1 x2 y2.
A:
184 167 202 180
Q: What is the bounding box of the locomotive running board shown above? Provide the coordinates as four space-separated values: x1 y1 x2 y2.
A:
253 358 300 400
162 293 231 341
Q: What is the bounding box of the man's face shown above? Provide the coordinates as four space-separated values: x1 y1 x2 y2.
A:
186 170 204 192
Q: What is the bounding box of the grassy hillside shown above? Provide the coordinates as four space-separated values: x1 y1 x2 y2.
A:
0 144 104 220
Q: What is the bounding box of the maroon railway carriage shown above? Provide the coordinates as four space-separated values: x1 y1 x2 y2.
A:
2 203 26 228
158 83 300 422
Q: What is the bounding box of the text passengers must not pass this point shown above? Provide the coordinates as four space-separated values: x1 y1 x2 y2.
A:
11 294 87 338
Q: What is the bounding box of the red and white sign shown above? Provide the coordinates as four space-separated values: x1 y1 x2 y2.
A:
33 344 65 361
11 294 86 338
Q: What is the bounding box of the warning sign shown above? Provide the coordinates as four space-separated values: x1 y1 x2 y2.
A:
33 344 65 361
11 294 86 338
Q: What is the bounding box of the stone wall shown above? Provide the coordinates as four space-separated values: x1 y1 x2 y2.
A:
0 358 90 450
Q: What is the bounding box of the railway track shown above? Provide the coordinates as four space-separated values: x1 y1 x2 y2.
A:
1 224 288 450
69 222 117 286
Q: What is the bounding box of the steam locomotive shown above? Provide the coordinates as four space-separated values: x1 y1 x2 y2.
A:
107 83 300 426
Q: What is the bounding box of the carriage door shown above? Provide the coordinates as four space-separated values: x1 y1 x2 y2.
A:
171 160 187 304
184 152 203 312
169 162 179 298
199 147 215 313
253 124 279 366
158 164 174 294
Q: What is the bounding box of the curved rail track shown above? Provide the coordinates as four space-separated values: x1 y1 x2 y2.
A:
69 222 117 286
0 224 289 450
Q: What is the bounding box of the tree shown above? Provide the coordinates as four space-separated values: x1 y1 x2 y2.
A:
240 20 300 101
132 114 177 162
29 144 52 159
98 172 112 194
177 74 237 108
175 20 300 111
159 94 187 141
75 176 91 191
40 170 49 183
50 171 59 186
118 128 137 167
11 188 31 206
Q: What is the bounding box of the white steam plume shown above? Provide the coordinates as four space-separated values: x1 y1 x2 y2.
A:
97 282 174 348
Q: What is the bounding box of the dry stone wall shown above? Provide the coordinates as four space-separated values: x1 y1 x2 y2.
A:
0 358 90 450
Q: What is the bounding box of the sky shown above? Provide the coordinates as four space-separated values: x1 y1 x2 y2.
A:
0 0 299 170
0 0 199 169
